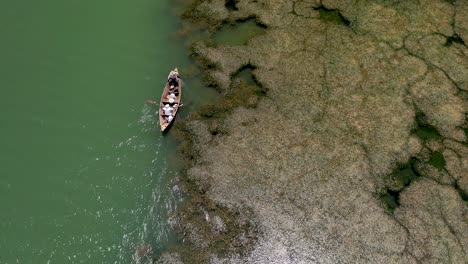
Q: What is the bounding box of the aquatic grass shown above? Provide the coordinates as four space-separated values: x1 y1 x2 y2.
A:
190 64 265 121
179 0 224 31
212 19 266 46
168 61 266 261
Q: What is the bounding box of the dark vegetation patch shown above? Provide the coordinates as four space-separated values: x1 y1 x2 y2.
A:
379 110 458 213
413 111 443 141
225 0 238 11
230 64 266 93
379 190 400 213
454 182 468 202
232 64 257 86
464 127 468 146
313 6 350 26
415 126 442 141
379 159 420 214
194 64 266 120
427 151 446 170
445 34 466 47
391 161 420 187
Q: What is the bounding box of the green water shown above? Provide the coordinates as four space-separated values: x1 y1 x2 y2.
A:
213 20 265 46
0 1 217 263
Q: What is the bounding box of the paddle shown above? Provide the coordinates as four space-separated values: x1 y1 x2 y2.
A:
146 99 192 107
179 101 194 107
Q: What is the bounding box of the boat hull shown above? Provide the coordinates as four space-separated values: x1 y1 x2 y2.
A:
159 68 182 132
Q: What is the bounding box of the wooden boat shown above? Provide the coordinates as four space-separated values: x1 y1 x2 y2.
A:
159 68 182 132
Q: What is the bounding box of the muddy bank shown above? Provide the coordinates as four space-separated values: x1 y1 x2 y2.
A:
158 0 468 263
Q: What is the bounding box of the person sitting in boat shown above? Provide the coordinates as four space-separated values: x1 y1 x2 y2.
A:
169 84 177 93
168 77 178 87
168 71 179 86
169 85 179 94
166 93 176 100
165 93 176 104
162 104 174 116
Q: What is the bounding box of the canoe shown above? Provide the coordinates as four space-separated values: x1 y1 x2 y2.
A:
159 68 182 132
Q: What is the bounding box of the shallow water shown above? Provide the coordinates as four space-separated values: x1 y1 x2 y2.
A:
213 19 265 46
0 0 216 263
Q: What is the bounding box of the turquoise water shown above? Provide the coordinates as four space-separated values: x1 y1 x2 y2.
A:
0 0 217 263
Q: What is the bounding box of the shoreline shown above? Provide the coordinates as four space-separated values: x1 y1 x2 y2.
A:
156 0 467 263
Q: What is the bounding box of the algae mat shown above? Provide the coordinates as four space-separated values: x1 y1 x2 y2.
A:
161 0 468 263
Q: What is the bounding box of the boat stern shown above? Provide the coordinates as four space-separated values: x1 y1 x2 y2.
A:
160 123 169 132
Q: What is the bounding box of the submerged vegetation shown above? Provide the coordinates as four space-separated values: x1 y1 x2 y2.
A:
161 0 468 262
225 0 238 11
413 112 443 141
212 19 266 46
162 63 266 261
379 159 420 214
